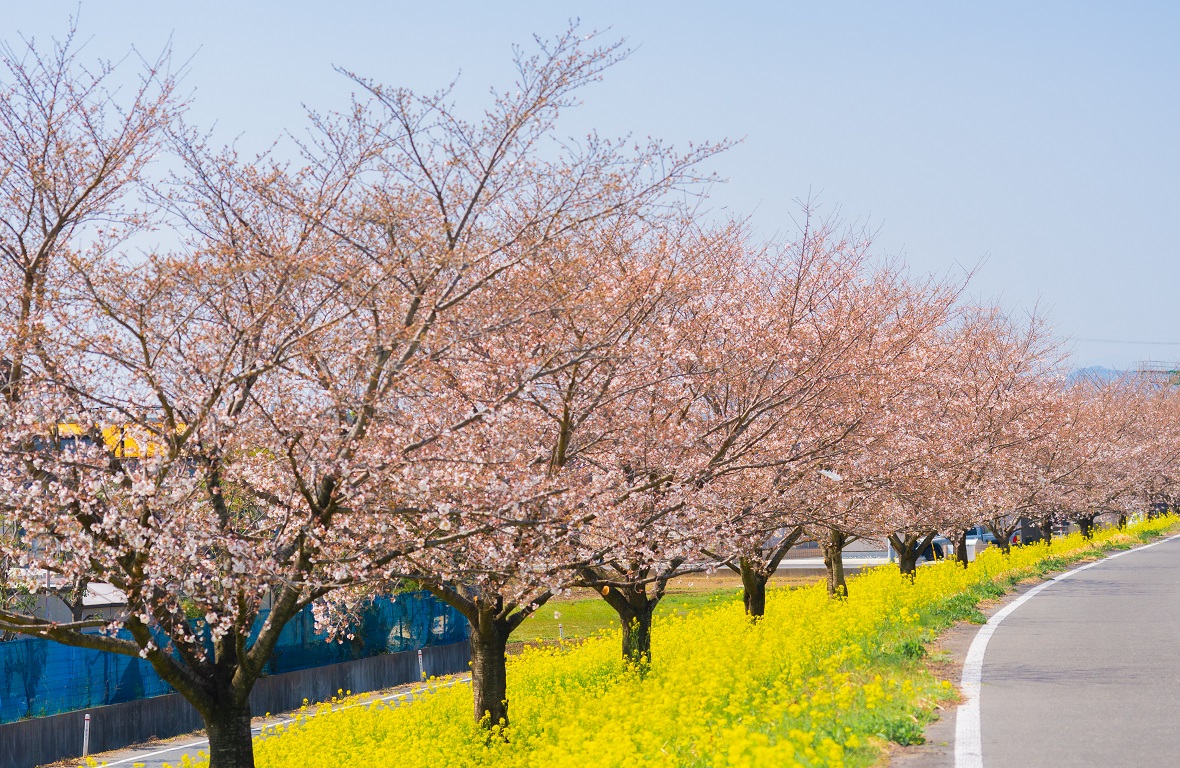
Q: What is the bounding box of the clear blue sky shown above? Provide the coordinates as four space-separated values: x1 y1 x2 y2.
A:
9 1 1179 369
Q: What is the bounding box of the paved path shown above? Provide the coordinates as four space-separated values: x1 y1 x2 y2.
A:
978 536 1180 767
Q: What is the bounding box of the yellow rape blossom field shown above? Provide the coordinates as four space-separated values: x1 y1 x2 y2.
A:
169 518 1174 768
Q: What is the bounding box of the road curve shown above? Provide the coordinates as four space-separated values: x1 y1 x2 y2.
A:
977 535 1180 767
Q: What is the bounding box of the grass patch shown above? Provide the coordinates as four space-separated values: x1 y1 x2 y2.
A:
519 589 743 642
518 572 817 642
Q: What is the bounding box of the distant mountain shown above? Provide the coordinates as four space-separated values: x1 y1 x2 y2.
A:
1066 366 1124 385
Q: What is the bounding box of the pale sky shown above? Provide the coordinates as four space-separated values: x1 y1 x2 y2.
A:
7 1 1179 369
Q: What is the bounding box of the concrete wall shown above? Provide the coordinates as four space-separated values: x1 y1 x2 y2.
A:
0 640 470 768
31 595 122 624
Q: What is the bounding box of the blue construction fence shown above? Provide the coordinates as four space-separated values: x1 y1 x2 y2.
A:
0 590 467 724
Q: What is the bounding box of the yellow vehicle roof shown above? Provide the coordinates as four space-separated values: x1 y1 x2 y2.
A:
55 423 170 458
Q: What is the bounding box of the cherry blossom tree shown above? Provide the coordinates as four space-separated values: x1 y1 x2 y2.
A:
0 23 177 406
703 218 881 613
0 26 720 764
802 270 961 589
1137 383 1180 517
536 221 756 664
0 22 178 630
946 308 1065 555
1051 377 1155 537
3 20 1175 768
389 215 717 725
706 222 957 607
0 21 179 640
0 148 371 767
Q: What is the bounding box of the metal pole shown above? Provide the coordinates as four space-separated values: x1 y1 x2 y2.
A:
82 713 91 757
417 648 424 680
559 623 564 640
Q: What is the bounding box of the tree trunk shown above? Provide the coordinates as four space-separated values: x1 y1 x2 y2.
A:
425 583 550 730
620 601 654 664
821 529 848 597
739 557 768 617
469 612 511 728
204 699 255 768
1117 514 1127 530
985 523 1013 555
600 582 658 665
732 525 801 618
1039 517 1054 545
889 532 933 577
954 529 969 567
896 545 919 576
1077 515 1097 539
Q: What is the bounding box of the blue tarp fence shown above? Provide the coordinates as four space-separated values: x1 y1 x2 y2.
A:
0 590 467 723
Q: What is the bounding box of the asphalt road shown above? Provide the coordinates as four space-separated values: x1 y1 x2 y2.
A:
979 535 1180 767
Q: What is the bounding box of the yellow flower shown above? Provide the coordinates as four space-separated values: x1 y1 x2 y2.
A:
168 517 1173 768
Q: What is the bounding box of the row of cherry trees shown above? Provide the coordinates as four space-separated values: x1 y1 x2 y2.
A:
0 25 1177 768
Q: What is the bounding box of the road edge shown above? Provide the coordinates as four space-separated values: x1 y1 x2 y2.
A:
951 532 1180 768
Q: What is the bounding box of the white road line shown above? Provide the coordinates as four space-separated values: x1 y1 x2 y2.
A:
97 737 211 768
953 533 1180 768
97 675 471 767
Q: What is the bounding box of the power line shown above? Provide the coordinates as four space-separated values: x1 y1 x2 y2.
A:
1072 337 1180 346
